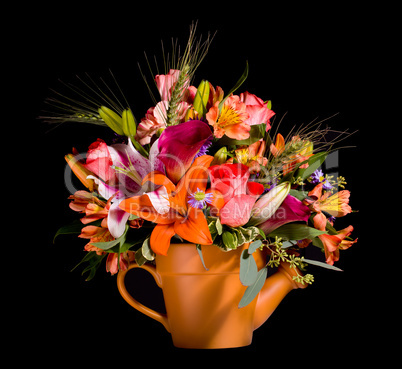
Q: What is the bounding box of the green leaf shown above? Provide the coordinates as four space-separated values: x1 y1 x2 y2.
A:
218 61 249 113
196 244 209 271
239 266 267 308
216 217 223 235
71 252 106 281
53 220 84 243
268 223 327 241
142 237 155 261
222 231 237 250
193 80 210 118
122 108 136 138
240 250 258 286
289 189 308 201
207 217 219 242
53 219 102 243
134 248 147 266
302 258 343 272
90 238 121 251
266 100 272 110
98 106 124 135
71 251 97 272
248 240 262 254
296 152 328 180
90 225 128 251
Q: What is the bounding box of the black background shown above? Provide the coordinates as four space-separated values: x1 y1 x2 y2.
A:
11 3 379 363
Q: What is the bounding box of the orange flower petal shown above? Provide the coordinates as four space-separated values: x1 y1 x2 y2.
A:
65 154 95 191
150 223 177 255
142 171 176 194
171 155 214 212
119 195 177 224
270 133 285 156
174 207 213 245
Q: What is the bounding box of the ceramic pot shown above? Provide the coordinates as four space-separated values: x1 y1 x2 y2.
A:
117 243 306 349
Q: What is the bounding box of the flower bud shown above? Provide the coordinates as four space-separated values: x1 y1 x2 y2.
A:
247 181 291 226
211 146 228 166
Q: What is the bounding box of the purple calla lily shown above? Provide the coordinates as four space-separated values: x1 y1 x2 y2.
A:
157 120 213 184
258 195 311 235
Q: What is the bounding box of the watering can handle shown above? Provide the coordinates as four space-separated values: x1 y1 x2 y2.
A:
117 263 171 333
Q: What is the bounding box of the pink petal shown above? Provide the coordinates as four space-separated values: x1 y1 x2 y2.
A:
107 200 130 238
158 120 212 184
258 195 311 235
220 194 256 227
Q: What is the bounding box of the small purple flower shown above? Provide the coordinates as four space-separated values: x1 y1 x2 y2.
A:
195 134 213 158
328 215 336 223
188 188 214 209
310 169 332 190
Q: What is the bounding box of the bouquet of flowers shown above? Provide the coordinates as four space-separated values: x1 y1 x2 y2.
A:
50 26 357 307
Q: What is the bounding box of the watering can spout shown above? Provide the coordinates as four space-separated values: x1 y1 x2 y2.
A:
253 263 307 330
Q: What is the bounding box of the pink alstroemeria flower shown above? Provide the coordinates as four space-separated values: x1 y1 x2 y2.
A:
135 69 191 145
208 163 264 227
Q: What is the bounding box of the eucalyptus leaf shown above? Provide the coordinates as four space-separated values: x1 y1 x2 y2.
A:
240 250 258 286
196 244 209 271
238 266 268 308
142 238 155 261
248 240 262 254
134 248 147 266
302 258 343 272
281 240 297 249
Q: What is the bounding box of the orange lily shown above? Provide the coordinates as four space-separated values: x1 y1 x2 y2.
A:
65 153 95 191
270 133 285 157
119 155 214 255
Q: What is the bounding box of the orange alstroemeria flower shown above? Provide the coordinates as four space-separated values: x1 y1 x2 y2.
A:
307 182 352 217
206 95 250 140
313 212 357 265
119 155 214 255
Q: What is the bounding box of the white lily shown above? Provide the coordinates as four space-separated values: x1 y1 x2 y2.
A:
247 182 291 227
87 138 166 238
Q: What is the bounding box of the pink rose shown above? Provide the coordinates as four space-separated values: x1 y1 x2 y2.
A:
208 163 264 227
239 91 275 131
84 139 115 182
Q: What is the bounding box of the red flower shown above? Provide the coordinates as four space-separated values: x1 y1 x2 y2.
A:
84 139 116 182
208 163 264 227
